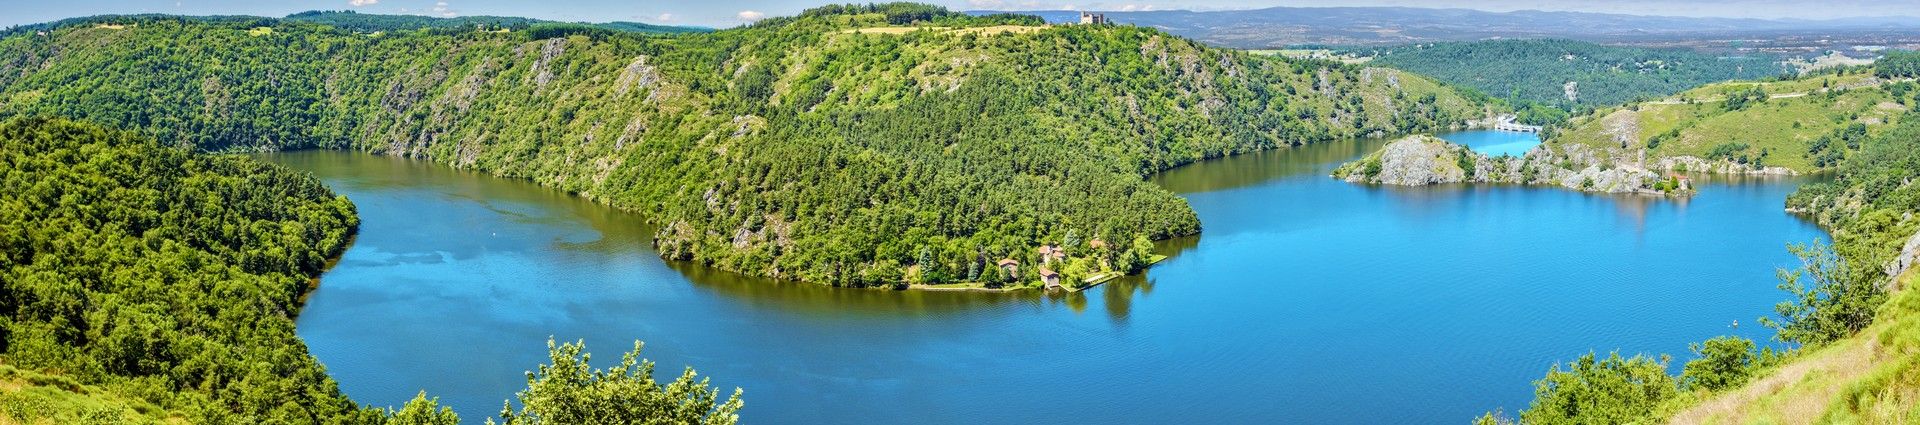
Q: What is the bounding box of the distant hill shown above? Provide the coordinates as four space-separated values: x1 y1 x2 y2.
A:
283 10 710 34
1354 39 1786 113
971 7 1920 47
0 10 709 37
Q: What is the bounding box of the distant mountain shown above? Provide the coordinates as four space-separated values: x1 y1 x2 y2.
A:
971 7 1920 47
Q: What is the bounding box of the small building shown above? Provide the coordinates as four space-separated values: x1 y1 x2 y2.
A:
1668 173 1693 191
1079 12 1109 25
1039 268 1062 290
996 258 1020 278
1037 244 1066 264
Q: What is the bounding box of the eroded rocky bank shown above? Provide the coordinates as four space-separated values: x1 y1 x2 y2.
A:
1331 135 1692 195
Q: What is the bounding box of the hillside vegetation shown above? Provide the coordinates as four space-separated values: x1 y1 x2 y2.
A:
0 117 371 423
1355 39 1784 119
0 118 742 424
0 3 1484 287
1542 65 1919 175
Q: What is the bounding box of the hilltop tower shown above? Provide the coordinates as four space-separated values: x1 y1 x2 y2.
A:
1079 12 1109 25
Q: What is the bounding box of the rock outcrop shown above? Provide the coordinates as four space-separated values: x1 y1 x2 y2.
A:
1333 135 1684 195
1888 229 1920 289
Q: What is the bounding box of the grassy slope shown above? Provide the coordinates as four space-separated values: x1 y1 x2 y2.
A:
0 8 1486 286
1547 72 1913 174
0 365 178 425
1670 271 1920 424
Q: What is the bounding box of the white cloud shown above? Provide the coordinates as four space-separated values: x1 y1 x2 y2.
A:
1118 4 1157 11
736 10 765 21
656 13 676 22
433 1 456 17
966 0 1080 10
348 0 378 6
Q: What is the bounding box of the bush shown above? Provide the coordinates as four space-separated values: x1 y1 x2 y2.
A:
1680 336 1763 391
497 339 743 425
1519 352 1678 425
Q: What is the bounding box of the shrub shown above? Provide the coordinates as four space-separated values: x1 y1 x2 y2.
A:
1681 336 1763 391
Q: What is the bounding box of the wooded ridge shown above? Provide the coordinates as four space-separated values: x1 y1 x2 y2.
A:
0 3 1485 287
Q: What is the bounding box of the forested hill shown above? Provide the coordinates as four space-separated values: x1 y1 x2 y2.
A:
1354 39 1784 117
0 117 370 422
0 3 1485 287
0 117 743 424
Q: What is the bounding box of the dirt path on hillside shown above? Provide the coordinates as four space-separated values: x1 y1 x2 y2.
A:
1644 78 1915 105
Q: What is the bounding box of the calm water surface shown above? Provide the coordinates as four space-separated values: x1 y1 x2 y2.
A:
273 135 1823 423
1447 129 1543 156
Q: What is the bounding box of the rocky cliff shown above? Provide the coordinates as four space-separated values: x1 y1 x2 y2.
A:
1332 135 1688 195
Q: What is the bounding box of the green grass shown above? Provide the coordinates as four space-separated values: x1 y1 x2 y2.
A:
1668 272 1920 423
0 365 175 425
1550 80 1911 173
1670 73 1879 101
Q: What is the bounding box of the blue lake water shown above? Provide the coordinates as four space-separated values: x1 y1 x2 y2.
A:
1444 130 1543 156
274 136 1824 423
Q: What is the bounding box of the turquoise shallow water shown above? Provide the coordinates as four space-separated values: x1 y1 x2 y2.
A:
1444 129 1544 156
275 137 1823 423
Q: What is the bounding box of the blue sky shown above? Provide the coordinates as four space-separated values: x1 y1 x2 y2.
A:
6 0 1918 29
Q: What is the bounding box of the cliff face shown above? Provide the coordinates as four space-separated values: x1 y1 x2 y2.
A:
1332 135 1682 195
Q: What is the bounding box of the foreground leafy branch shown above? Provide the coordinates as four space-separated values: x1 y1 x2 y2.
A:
494 339 743 425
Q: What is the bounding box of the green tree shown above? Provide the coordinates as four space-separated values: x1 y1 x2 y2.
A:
392 393 461 425
1760 240 1885 346
1125 234 1156 272
1518 352 1677 425
1680 336 1762 391
496 339 743 425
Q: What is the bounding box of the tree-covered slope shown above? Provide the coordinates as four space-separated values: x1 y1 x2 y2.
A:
1354 39 1783 122
0 4 1486 287
0 118 744 424
0 117 374 423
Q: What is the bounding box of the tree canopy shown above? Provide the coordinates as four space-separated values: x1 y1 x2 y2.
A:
0 117 745 424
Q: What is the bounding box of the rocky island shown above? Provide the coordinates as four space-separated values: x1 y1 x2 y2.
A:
1331 134 1692 195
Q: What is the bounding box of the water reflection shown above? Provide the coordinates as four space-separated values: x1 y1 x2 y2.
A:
664 260 1049 316
1151 138 1389 194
